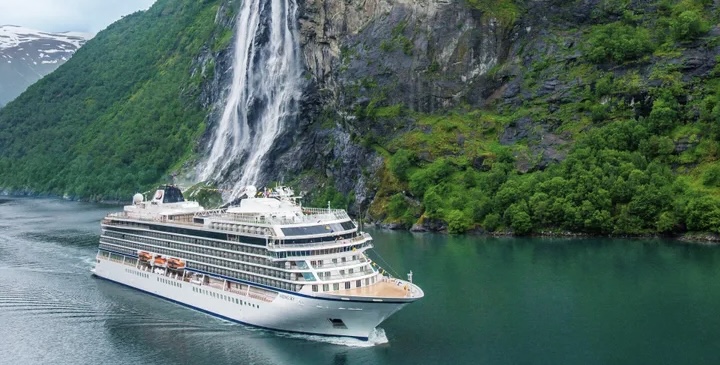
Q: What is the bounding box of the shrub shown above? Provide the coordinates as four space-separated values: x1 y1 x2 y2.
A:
670 10 709 41
483 213 501 232
447 209 473 234
584 22 654 63
389 149 414 180
702 165 720 187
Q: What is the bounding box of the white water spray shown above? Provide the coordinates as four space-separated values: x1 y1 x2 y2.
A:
200 0 303 199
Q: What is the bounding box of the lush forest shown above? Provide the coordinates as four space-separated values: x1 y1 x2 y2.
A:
365 0 720 235
0 0 227 199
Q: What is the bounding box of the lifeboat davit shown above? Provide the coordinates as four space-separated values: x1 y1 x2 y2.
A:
167 258 185 270
153 255 167 266
138 251 152 261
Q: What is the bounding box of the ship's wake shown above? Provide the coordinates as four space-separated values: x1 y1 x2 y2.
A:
277 327 389 347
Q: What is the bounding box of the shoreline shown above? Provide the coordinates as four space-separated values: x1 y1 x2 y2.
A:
371 222 720 245
5 191 719 245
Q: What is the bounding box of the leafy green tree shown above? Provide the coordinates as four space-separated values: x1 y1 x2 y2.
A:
447 209 473 234
670 10 709 41
656 211 677 232
505 202 533 235
584 22 654 63
389 149 415 180
483 213 501 232
423 186 444 218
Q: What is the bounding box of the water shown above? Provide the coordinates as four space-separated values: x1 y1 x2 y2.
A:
200 0 302 199
2 197 720 365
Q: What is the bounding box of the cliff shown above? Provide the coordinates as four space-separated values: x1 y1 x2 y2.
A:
274 0 720 235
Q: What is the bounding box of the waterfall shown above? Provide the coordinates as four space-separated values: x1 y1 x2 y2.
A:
200 0 302 200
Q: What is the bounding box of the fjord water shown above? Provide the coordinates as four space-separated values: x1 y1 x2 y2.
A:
1 198 720 365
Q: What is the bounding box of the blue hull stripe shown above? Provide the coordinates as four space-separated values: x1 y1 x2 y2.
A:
97 249 410 304
92 273 370 341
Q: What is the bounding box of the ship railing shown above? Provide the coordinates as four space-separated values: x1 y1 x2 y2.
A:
380 276 424 298
106 211 172 223
313 256 369 269
194 207 350 225
318 269 376 281
267 232 371 250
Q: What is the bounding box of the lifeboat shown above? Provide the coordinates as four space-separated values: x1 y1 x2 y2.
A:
167 258 185 270
153 255 167 266
138 251 152 261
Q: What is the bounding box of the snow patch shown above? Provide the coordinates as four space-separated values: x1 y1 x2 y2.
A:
0 25 91 51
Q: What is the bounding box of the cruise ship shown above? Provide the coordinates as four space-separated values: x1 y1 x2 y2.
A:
92 185 423 340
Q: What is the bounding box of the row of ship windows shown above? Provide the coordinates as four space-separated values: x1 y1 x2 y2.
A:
102 241 375 291
191 263 302 293
108 226 266 254
310 277 376 292
269 242 371 259
104 230 284 269
158 277 182 288
109 223 368 260
101 240 303 292
124 267 149 278
101 238 297 283
191 287 259 308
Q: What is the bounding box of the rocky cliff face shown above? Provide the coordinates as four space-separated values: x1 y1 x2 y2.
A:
255 0 513 213
195 0 720 226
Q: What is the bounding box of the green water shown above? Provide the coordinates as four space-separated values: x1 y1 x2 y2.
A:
373 232 720 365
1 197 720 364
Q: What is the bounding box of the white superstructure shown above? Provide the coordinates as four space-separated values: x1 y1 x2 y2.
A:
93 185 423 340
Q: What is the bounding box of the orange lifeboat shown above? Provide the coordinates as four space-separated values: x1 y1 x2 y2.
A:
138 251 152 261
153 255 167 266
167 258 185 270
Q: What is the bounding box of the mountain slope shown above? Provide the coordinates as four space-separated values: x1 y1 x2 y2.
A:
0 25 89 106
0 0 231 198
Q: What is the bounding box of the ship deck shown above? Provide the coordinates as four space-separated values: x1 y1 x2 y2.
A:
329 280 415 299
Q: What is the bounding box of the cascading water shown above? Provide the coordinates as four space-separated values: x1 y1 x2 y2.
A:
200 0 303 200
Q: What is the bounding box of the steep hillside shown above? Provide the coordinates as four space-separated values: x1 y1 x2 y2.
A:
284 0 720 235
0 25 89 106
0 0 233 199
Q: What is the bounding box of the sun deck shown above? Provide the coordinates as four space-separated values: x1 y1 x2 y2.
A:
328 279 422 300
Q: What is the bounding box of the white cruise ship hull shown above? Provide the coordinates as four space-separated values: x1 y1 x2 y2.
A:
93 259 407 340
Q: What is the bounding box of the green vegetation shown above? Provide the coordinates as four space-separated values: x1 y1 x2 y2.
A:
466 0 521 25
379 21 414 56
583 22 654 63
368 0 720 235
0 0 227 199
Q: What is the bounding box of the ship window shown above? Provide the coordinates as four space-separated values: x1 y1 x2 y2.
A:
356 280 362 288
345 282 351 289
323 284 329 291
312 285 318 292
333 283 339 291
